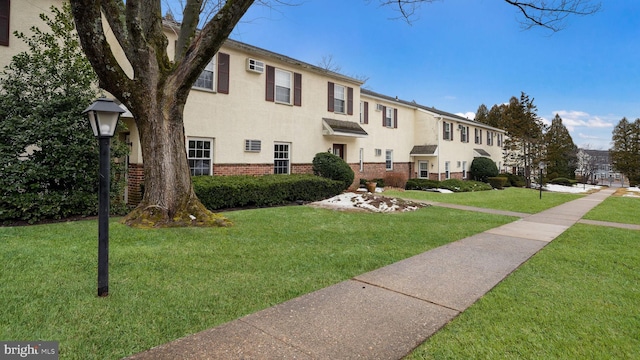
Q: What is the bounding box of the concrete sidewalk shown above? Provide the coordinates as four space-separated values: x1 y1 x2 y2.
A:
125 188 619 360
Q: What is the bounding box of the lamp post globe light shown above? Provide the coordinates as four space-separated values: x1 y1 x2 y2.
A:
82 97 125 297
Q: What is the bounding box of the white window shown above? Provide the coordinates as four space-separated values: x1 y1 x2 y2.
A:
445 161 450 179
274 142 290 174
359 148 364 172
384 107 393 127
375 148 382 157
275 69 292 104
462 161 467 179
385 150 393 170
419 161 429 179
497 133 503 147
487 131 493 146
334 84 346 113
475 129 482 144
188 138 213 176
194 59 215 90
443 122 452 140
460 126 468 142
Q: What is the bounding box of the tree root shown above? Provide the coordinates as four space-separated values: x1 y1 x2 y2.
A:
121 199 232 228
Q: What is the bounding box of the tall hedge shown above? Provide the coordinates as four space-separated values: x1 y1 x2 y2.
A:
0 5 128 224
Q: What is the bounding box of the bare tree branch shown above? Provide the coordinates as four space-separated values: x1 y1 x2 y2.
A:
380 0 600 30
504 0 601 32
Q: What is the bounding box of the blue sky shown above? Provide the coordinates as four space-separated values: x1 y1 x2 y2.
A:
185 0 638 150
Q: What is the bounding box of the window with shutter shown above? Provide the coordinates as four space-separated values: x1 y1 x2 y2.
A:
266 65 275 101
393 108 398 128
327 82 334 112
194 58 215 90
217 53 230 94
334 84 345 113
0 0 9 47
294 73 302 106
275 69 292 104
360 101 369 124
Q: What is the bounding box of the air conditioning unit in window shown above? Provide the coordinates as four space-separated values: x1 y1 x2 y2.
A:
246 58 264 73
375 104 384 112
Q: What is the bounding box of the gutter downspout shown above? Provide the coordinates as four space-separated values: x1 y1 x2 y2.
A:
436 116 442 181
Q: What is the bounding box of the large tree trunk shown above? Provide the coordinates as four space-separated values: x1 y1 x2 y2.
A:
69 0 253 228
121 84 230 228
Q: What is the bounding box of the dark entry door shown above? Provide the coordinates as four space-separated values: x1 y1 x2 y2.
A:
333 144 345 160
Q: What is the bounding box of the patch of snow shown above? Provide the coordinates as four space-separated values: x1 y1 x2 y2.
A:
543 184 601 193
311 192 425 213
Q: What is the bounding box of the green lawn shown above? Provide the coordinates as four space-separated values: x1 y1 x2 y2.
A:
582 195 640 225
407 224 640 359
386 187 584 214
0 205 514 360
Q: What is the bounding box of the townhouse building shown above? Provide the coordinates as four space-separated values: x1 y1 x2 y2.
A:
2 1 506 205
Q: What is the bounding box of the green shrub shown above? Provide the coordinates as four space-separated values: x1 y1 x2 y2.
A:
440 179 493 192
312 152 354 190
0 5 128 224
470 157 499 182
550 177 573 186
384 172 408 188
406 179 440 190
488 177 508 189
498 173 526 187
193 174 344 210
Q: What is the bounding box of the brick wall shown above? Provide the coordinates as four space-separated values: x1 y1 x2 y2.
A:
127 163 144 205
126 161 413 206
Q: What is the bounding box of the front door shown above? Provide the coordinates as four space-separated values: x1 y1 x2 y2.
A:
333 144 345 160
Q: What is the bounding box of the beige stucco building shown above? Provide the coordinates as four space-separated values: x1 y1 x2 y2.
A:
1 1 506 204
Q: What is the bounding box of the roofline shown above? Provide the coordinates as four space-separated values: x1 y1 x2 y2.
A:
162 20 363 86
361 89 505 133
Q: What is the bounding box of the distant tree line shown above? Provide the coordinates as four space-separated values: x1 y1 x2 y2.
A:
475 92 578 187
610 118 640 186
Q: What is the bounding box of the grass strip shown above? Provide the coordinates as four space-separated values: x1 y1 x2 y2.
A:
582 195 640 225
386 187 583 214
407 223 640 359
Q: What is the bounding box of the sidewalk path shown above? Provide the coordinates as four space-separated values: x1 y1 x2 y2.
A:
125 188 620 360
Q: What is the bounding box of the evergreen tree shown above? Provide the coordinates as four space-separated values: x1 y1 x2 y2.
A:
498 93 545 186
475 104 489 124
544 114 578 179
487 104 506 129
0 4 128 223
611 117 640 186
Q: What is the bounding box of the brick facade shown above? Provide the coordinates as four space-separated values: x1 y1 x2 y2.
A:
127 163 145 205
126 161 414 206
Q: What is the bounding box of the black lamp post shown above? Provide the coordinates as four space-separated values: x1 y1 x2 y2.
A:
539 162 545 200
83 98 125 297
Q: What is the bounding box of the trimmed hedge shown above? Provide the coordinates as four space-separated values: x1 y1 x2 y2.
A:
406 179 440 190
497 173 526 187
488 176 508 189
440 179 492 192
193 174 344 210
550 177 577 186
406 179 492 192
